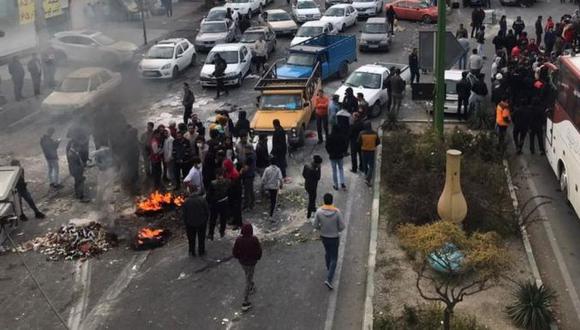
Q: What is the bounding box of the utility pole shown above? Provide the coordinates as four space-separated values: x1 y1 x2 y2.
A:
434 1 446 137
140 0 148 45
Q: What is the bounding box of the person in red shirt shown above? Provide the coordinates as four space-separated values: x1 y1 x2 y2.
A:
511 45 521 60
312 89 330 144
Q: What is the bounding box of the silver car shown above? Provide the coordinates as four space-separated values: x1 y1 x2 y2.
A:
239 26 277 59
50 30 138 66
194 20 237 52
359 17 391 51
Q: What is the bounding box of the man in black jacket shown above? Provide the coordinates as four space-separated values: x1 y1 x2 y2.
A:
182 192 210 256
349 112 364 173
471 8 484 38
535 16 543 47
456 71 471 118
302 155 322 219
8 56 25 101
27 54 42 96
182 82 195 125
326 128 348 190
529 98 546 155
271 119 288 178
512 16 525 38
408 48 420 84
213 53 228 99
172 131 193 190
386 6 395 34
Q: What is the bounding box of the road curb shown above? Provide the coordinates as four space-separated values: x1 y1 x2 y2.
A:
362 127 383 330
502 158 558 330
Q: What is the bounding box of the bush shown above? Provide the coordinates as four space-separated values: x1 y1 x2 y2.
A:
374 304 487 330
506 281 556 330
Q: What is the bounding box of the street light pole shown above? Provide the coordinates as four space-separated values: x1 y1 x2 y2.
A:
140 0 148 45
434 1 447 137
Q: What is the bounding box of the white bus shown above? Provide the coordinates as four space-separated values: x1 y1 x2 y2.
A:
545 55 580 216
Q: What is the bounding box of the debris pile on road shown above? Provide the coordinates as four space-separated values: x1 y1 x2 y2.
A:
17 222 115 261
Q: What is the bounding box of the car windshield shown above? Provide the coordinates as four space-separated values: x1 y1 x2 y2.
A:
286 53 316 66
207 10 226 20
231 0 250 3
145 46 174 59
206 51 239 64
57 77 90 92
92 33 115 46
325 8 345 16
344 72 381 89
296 26 323 37
200 22 227 33
241 32 264 42
297 1 317 9
363 23 387 33
269 12 291 21
260 94 302 110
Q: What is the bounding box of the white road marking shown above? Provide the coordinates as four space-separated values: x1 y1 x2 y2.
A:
67 260 92 330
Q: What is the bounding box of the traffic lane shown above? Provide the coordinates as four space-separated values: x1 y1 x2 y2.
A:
511 153 580 329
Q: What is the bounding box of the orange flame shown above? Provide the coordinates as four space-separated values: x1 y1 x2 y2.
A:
137 227 164 244
137 191 185 212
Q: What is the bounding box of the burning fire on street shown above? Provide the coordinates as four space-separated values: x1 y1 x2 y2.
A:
132 226 171 250
135 191 185 215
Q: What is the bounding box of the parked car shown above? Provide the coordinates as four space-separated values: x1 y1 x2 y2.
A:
266 9 298 36
225 0 262 17
352 0 383 18
138 38 196 79
42 67 122 113
463 0 484 6
325 0 353 8
239 26 277 59
334 63 409 118
292 0 322 23
200 43 253 88
320 4 358 32
50 30 137 66
359 17 391 51
194 20 237 52
291 20 336 46
385 0 437 23
203 6 239 24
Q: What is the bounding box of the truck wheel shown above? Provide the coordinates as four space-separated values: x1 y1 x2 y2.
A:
369 102 383 118
422 15 432 24
297 126 305 146
338 62 348 79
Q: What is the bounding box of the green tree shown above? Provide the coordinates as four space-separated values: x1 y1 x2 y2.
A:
397 220 510 330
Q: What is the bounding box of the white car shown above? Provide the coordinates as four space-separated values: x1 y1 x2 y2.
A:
334 64 393 118
292 0 322 23
320 4 358 32
200 44 253 88
225 0 261 17
138 39 196 79
42 67 122 113
290 21 336 46
352 0 383 18
203 6 240 24
50 30 137 66
266 9 298 36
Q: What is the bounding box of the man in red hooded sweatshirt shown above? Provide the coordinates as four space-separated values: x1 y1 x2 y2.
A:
233 223 262 311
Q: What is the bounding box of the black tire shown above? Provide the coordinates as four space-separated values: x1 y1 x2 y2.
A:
369 102 383 118
340 24 345 32
171 66 179 79
236 74 243 87
338 62 348 79
422 15 432 24
297 126 305 146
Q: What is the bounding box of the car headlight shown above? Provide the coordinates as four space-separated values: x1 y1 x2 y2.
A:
161 63 171 70
360 39 367 44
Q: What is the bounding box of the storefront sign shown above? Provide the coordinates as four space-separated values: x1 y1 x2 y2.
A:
18 0 63 25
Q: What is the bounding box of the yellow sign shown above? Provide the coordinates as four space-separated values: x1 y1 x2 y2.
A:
19 0 63 25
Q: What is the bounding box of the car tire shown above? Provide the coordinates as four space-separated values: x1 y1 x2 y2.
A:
422 15 432 24
171 66 179 79
369 102 383 118
236 74 244 87
338 62 348 79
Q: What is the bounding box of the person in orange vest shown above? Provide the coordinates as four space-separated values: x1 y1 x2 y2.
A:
496 98 511 152
313 89 329 144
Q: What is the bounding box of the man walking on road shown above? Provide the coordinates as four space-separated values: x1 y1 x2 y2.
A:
302 155 322 219
40 127 62 189
27 54 42 96
233 223 262 311
469 49 483 76
11 160 46 220
182 82 195 125
326 128 348 191
66 141 88 202
261 156 283 219
182 191 210 257
8 56 25 101
409 48 420 84
456 71 471 119
271 119 288 179
349 112 364 173
389 69 405 116
386 6 395 35
358 122 380 187
313 89 329 144
314 193 345 290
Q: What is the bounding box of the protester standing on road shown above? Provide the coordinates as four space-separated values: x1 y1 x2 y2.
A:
456 23 468 39
182 82 195 125
513 16 525 38
184 157 204 194
207 168 231 240
172 131 193 190
313 89 329 144
535 16 543 47
386 6 395 35
456 71 471 119
495 98 511 152
162 0 172 17
40 127 62 189
326 128 348 191
261 157 283 219
314 193 345 290
499 15 507 36
475 26 486 59
150 129 164 190
349 112 364 173
255 134 269 177
389 69 405 116
213 53 228 99
66 141 87 202
254 36 267 74
409 48 420 84
457 36 470 70
358 122 380 186
342 87 358 114
529 97 546 155
42 47 57 89
471 8 484 38
357 93 369 118
240 152 256 210
329 94 340 129
468 73 488 117
10 160 46 220
162 128 174 184
27 54 42 97
182 191 209 257
233 223 262 312
512 101 530 155
271 119 288 179
234 111 251 138
224 159 243 230
302 155 322 219
468 49 483 75
8 56 25 101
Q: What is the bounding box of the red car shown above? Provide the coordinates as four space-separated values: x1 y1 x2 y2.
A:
385 0 438 23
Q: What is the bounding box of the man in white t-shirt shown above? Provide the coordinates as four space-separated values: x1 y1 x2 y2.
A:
184 157 204 194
